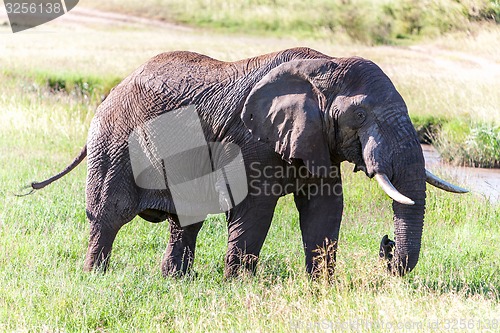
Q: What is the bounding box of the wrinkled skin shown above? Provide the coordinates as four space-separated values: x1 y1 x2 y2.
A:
34 47 454 278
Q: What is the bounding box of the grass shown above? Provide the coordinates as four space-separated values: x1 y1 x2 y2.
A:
2 70 121 105
0 8 499 332
1 96 499 330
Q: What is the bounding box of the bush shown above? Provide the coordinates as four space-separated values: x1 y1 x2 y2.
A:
463 0 500 23
464 124 500 167
410 116 500 168
436 120 500 168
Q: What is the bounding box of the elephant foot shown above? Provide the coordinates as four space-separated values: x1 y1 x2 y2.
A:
309 261 336 281
161 262 197 278
83 224 118 273
162 220 203 278
83 253 111 273
161 253 196 278
308 240 337 281
224 253 259 278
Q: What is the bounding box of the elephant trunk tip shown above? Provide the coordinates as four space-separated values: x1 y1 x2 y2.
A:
379 234 419 277
379 235 395 260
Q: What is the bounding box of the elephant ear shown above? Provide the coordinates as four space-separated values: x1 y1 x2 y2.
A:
242 59 334 177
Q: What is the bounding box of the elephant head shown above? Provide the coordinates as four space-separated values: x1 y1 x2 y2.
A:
242 57 467 276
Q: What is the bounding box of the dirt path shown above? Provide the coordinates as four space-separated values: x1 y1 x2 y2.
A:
408 45 500 78
0 6 192 32
57 7 192 31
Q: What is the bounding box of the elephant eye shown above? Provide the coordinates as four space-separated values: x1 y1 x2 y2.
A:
355 109 366 124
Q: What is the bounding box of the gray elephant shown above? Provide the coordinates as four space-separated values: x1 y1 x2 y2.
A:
30 47 467 278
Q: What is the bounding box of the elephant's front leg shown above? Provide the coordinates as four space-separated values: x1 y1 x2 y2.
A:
294 177 343 278
224 197 279 278
162 218 204 277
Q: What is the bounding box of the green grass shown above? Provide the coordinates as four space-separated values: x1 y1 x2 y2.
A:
1 11 499 332
2 70 121 105
84 0 499 44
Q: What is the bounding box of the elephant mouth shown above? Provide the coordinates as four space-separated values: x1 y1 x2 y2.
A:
342 140 371 177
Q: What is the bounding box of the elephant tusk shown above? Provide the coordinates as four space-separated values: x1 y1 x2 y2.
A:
425 170 469 193
374 173 415 205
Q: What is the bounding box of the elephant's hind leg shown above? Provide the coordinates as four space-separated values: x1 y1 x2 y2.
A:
162 216 204 277
83 202 138 272
83 219 120 272
83 170 139 273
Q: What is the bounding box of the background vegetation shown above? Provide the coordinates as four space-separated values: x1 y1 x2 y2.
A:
86 0 499 44
413 116 500 168
0 1 499 331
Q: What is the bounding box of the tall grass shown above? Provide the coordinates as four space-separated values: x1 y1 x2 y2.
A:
410 115 500 168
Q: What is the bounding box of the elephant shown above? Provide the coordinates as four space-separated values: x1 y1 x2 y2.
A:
29 47 467 278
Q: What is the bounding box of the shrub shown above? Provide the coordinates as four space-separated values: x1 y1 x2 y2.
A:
464 124 500 167
436 120 500 168
27 71 122 102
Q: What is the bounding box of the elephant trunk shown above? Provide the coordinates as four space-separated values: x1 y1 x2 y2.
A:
390 183 425 276
385 145 426 276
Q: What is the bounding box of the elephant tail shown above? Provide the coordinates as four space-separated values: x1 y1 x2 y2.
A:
17 145 87 196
